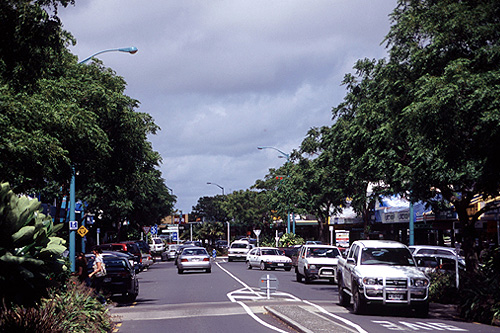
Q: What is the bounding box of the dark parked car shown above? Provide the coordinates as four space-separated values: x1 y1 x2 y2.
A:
97 242 143 269
87 252 139 301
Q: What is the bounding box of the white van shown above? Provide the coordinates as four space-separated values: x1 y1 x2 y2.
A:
149 237 165 256
228 240 254 262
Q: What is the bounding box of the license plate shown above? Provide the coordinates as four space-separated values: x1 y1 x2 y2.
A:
278 263 284 266
323 271 332 275
104 278 112 283
388 293 404 300
192 258 200 262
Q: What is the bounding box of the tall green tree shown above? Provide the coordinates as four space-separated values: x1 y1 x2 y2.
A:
0 0 175 238
191 196 228 223
326 0 500 268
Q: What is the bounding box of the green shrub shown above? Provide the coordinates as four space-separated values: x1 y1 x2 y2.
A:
428 271 458 304
278 233 304 247
0 280 113 332
0 182 67 306
459 247 500 325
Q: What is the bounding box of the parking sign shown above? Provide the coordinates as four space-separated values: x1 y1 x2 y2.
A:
172 232 178 241
69 220 78 231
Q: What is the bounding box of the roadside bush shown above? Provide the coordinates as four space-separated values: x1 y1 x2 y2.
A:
0 182 67 306
428 271 458 304
278 233 304 247
459 247 500 326
0 280 113 332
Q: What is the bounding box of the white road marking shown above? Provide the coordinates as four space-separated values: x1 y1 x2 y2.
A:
217 262 368 333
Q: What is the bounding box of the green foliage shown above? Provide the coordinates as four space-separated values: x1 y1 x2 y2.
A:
459 247 500 325
0 182 67 306
191 196 228 223
428 272 458 304
279 233 304 247
0 280 113 332
0 0 175 235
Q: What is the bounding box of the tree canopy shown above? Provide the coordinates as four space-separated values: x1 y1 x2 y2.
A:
290 0 500 262
0 0 174 237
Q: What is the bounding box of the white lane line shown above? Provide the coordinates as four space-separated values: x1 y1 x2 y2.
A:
217 262 367 333
236 300 288 333
302 300 368 333
217 262 288 332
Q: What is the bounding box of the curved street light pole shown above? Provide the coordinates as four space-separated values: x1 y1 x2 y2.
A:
207 182 225 196
257 146 294 234
68 47 138 272
78 46 138 64
257 146 289 161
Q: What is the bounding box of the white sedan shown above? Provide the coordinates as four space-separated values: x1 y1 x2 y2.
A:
246 247 292 271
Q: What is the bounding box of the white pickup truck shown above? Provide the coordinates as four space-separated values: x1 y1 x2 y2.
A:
295 245 341 284
336 240 429 316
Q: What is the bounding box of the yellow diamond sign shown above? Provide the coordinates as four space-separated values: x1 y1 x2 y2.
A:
77 225 88 237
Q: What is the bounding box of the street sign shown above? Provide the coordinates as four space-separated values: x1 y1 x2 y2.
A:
253 229 261 237
142 226 151 234
69 220 78 231
77 226 88 237
151 225 158 235
172 232 178 241
259 274 278 299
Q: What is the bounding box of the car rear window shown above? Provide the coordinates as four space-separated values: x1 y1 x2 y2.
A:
231 243 248 249
182 248 208 256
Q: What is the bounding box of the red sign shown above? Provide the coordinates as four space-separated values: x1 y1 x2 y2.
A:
142 226 151 234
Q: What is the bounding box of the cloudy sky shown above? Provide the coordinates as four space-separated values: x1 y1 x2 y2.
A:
58 0 397 213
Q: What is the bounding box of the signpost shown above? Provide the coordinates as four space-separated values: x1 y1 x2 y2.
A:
254 229 261 247
259 274 278 299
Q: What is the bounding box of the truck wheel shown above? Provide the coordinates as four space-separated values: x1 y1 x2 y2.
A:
296 272 303 282
414 302 429 318
338 282 350 306
353 288 367 314
228 257 233 262
304 274 311 284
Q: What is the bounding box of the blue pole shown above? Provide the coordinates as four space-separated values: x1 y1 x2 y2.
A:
69 168 76 272
409 202 414 246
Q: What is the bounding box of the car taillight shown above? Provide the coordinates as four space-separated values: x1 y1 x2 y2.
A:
181 259 188 262
118 271 131 278
203 258 210 262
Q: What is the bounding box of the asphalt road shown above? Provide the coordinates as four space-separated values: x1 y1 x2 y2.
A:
109 258 500 333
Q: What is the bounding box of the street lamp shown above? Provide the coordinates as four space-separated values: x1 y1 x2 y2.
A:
68 46 138 272
78 46 138 64
257 146 290 161
257 146 294 234
207 182 225 195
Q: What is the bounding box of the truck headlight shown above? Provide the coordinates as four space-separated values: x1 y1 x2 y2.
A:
411 278 429 287
362 277 383 285
309 265 317 270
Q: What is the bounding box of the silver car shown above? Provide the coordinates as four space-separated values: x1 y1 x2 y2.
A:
176 247 211 274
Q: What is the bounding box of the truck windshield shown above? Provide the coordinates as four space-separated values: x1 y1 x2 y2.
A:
307 247 340 258
360 248 415 266
231 243 248 249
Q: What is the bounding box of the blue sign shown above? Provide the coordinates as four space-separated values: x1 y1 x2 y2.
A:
150 225 158 235
172 232 178 241
69 220 78 231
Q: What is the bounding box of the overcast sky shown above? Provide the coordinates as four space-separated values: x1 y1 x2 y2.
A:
58 0 397 213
